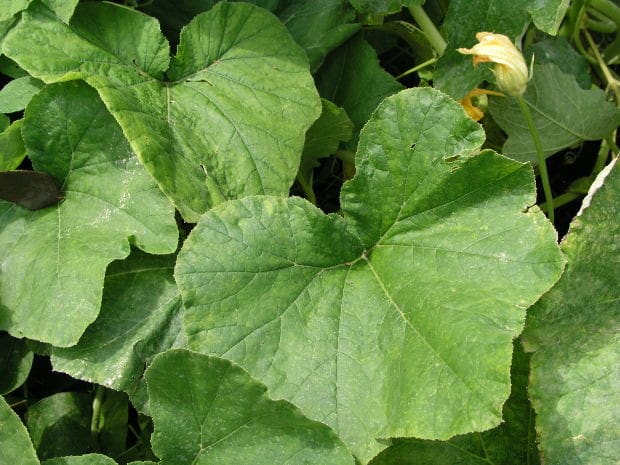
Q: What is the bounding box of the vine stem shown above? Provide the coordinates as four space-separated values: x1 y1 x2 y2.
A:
515 96 554 224
395 57 438 80
408 5 447 55
90 385 105 451
583 28 620 105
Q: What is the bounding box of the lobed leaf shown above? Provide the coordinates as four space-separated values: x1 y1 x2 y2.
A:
145 349 355 465
3 1 321 222
0 82 178 346
175 88 565 462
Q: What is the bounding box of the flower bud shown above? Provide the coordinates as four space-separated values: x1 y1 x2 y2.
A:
458 32 529 97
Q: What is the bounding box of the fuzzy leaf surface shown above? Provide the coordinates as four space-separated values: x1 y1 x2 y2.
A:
522 161 619 464
175 88 565 462
489 63 620 164
3 1 321 221
0 82 177 346
145 349 355 465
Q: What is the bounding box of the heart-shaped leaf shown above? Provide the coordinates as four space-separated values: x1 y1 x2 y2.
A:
0 81 178 347
3 1 321 222
175 88 565 462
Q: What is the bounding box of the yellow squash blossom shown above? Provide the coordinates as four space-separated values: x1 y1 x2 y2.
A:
457 32 529 97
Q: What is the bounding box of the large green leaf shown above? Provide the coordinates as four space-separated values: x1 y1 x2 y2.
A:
175 88 565 462
145 349 355 465
316 34 404 150
0 119 25 170
52 250 184 409
0 82 177 347
368 343 540 465
522 160 619 464
489 63 620 164
434 0 570 98
0 332 33 395
0 394 39 465
3 1 321 222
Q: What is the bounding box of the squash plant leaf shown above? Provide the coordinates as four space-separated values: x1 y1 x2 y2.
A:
368 342 540 465
522 160 619 464
0 0 32 22
348 1 422 16
0 170 61 210
3 1 321 222
489 63 620 164
0 81 178 347
175 88 565 463
0 395 39 465
316 34 404 150
51 250 184 411
145 349 355 465
0 333 33 395
0 75 43 113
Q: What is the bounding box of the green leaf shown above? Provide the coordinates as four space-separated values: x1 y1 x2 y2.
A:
0 395 39 465
0 333 33 395
0 170 61 210
368 342 540 465
0 81 177 347
27 392 93 459
145 349 355 465
0 0 32 21
522 160 619 464
527 37 591 89
40 0 79 23
175 88 565 462
316 34 404 149
3 1 321 222
42 455 118 465
0 119 26 170
52 250 184 407
0 76 44 113
527 0 570 35
489 64 620 164
279 0 360 71
0 114 9 132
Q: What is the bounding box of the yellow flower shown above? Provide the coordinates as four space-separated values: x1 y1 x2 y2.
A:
457 32 529 97
458 88 504 121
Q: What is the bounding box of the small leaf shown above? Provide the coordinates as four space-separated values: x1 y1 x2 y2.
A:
175 88 565 462
27 392 93 459
42 455 118 465
0 119 27 171
522 160 619 464
0 170 61 209
0 394 39 465
0 76 44 113
0 333 33 395
145 349 355 465
489 63 620 164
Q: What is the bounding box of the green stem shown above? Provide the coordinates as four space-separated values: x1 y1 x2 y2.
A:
516 96 555 224
408 5 447 55
335 149 355 165
583 28 620 104
395 57 437 80
590 0 620 25
90 385 105 451
539 192 582 212
295 172 317 205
